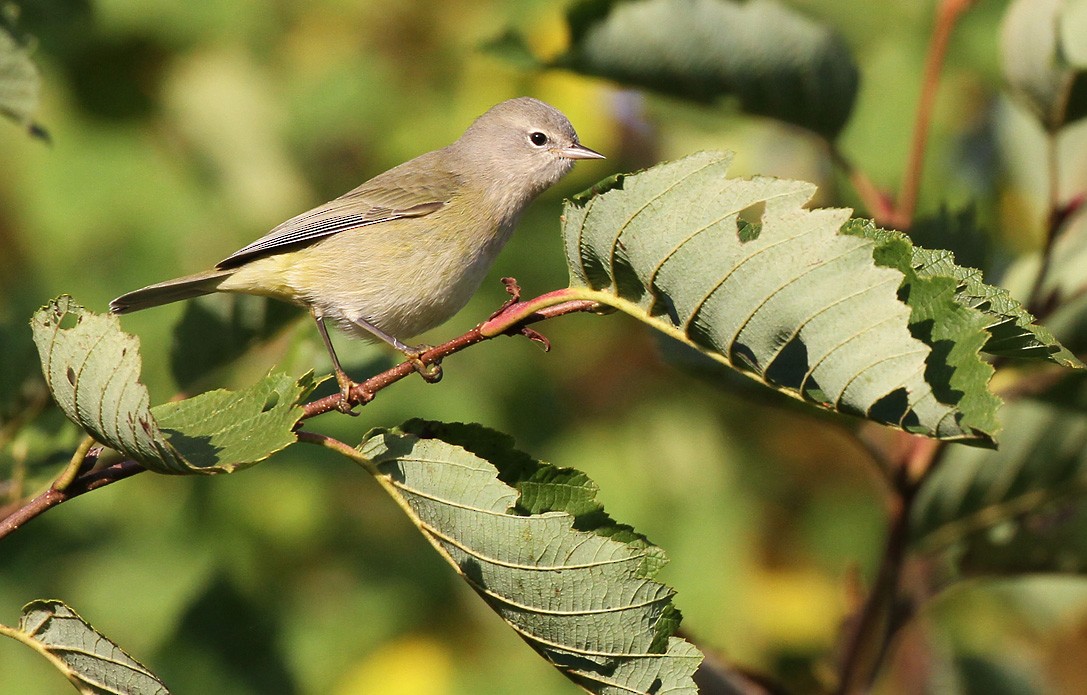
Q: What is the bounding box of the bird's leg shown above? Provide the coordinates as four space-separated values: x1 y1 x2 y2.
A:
313 311 362 415
350 315 443 384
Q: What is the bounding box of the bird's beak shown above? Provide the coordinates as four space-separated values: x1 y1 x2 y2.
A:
558 143 606 160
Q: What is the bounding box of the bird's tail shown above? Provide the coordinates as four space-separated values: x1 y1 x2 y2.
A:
109 269 235 314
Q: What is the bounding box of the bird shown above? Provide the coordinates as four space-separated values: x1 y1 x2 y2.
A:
110 97 604 410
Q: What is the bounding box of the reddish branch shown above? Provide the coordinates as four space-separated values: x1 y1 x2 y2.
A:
0 458 146 539
0 287 601 540
833 0 977 230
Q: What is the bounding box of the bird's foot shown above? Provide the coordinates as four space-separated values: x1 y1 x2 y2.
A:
403 345 443 383
333 369 361 416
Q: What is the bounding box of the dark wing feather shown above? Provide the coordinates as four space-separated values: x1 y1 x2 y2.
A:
217 151 459 269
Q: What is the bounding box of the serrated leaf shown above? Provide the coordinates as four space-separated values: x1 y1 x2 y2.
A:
358 420 702 695
546 0 858 140
845 221 1083 369
565 151 1008 441
1001 0 1087 131
910 384 1087 579
0 11 47 140
9 599 170 694
30 296 312 474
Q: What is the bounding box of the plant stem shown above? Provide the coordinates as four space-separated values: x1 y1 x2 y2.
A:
828 145 896 226
894 0 977 230
53 435 95 492
1 291 600 538
0 459 145 541
302 294 600 418
836 436 941 694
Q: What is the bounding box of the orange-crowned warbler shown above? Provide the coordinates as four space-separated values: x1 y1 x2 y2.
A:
110 97 603 408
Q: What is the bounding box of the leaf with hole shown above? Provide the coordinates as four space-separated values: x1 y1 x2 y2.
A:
30 296 314 474
561 152 1080 444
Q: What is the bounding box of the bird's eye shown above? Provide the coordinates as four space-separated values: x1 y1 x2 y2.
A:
529 132 549 147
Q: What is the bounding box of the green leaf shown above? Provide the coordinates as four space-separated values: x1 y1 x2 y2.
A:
547 0 858 140
2 599 170 694
563 152 1079 443
30 296 313 474
1001 0 1087 131
910 383 1087 578
0 8 47 140
169 295 298 392
843 221 1083 368
358 420 702 695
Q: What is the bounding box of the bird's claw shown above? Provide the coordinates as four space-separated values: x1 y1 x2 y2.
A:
411 357 443 383
334 371 361 416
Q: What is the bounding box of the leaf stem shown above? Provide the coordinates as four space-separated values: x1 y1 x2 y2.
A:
53 435 96 492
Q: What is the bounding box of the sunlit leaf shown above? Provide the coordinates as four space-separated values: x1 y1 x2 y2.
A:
359 420 702 695
539 0 858 139
5 599 170 694
30 296 312 474
562 152 1079 443
845 221 1083 369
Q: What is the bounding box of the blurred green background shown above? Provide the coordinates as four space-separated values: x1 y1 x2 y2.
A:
3 0 1087 693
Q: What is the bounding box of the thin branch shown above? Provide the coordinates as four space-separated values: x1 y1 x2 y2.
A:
0 459 145 540
1 288 601 539
835 435 942 694
893 0 978 229
828 144 896 226
302 293 600 418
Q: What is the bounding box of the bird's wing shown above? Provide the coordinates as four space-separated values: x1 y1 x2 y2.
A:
217 156 460 269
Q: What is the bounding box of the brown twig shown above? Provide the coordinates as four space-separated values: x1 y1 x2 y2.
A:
0 289 601 539
828 145 897 226
832 0 976 229
835 435 942 694
0 458 145 540
302 292 599 418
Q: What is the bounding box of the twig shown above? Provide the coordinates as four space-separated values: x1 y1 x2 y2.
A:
835 435 942 694
0 459 145 540
893 0 978 229
1 288 601 538
828 145 896 226
302 292 600 418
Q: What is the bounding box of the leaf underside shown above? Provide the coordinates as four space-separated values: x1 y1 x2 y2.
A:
563 152 1080 444
360 420 702 695
17 599 170 695
30 296 312 474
